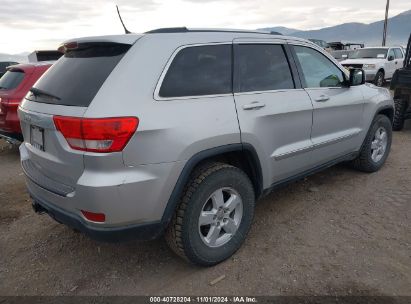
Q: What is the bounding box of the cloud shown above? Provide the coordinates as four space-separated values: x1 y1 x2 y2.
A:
0 0 157 29
0 0 409 53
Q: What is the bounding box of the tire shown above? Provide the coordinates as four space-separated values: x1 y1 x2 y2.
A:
351 115 392 173
374 70 385 87
165 162 255 266
393 98 408 131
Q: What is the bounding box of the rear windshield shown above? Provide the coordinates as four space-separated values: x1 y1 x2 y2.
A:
28 42 131 107
0 70 25 90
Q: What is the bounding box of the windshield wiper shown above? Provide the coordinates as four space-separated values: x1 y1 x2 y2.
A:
29 88 61 100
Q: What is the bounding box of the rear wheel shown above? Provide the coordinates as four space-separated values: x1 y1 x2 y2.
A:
165 162 255 266
393 97 408 131
374 70 385 87
351 115 392 172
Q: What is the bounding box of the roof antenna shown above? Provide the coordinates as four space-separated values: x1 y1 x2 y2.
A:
116 5 131 34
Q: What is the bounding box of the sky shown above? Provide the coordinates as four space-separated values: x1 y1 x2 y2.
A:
0 0 410 54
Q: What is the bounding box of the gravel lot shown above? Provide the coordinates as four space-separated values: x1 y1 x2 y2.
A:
0 122 410 296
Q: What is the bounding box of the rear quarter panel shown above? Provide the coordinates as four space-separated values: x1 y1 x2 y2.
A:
84 34 241 166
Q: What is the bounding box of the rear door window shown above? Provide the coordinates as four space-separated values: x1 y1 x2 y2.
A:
27 42 131 106
234 44 294 92
159 44 232 98
0 70 25 90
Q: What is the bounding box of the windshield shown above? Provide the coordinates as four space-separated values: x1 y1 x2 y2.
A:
331 51 351 59
0 70 25 90
349 49 388 59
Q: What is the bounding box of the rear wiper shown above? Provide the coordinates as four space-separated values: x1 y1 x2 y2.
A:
29 88 61 100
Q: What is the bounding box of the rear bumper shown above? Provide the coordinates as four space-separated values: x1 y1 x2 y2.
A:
0 130 23 143
30 191 164 242
20 143 186 242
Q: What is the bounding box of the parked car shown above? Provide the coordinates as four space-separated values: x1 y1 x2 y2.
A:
330 50 353 62
0 62 52 143
0 61 19 78
328 42 364 51
308 39 331 51
28 50 63 63
19 28 394 266
391 34 411 130
341 47 405 87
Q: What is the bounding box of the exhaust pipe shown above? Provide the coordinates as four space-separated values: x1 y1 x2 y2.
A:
32 201 47 214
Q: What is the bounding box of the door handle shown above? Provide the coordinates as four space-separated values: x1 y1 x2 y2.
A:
243 101 266 110
314 95 330 102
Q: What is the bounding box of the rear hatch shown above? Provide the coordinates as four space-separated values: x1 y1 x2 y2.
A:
19 38 137 191
0 68 27 130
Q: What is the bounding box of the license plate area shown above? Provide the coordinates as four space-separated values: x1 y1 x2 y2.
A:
30 125 45 151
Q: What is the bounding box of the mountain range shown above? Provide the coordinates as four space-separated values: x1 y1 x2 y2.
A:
259 9 411 46
0 52 29 63
2 9 410 63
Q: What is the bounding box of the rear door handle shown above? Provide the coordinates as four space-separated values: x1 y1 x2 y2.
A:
314 95 330 102
243 101 266 110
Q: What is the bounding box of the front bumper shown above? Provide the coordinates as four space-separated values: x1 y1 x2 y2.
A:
363 70 377 82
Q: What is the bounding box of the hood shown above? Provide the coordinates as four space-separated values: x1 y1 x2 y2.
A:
341 58 384 65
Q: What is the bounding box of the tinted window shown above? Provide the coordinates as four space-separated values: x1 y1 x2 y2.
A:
235 44 294 92
0 62 9 71
294 46 345 88
36 51 63 62
394 48 404 59
159 45 232 98
28 42 130 106
0 70 25 90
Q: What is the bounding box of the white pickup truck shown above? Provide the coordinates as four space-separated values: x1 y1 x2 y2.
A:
341 47 405 87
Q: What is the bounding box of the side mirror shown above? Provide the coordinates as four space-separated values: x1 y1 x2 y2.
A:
388 55 394 61
349 68 365 86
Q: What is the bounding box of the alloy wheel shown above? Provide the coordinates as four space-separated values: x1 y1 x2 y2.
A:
198 187 243 248
371 127 388 163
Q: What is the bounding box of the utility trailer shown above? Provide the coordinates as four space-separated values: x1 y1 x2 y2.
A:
390 34 411 131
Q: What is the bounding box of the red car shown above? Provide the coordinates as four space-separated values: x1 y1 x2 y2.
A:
0 62 52 143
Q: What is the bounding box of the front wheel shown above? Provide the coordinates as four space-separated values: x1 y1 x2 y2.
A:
165 162 255 266
351 115 392 173
374 71 385 87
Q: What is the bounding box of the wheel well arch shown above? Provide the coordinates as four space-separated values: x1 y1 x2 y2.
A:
376 105 394 123
160 144 263 229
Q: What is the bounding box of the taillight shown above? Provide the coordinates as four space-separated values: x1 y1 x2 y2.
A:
53 116 138 153
5 98 22 107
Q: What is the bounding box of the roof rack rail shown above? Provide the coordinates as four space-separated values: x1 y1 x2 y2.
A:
145 27 283 35
145 27 189 34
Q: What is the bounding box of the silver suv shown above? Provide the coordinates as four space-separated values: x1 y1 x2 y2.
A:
18 28 394 266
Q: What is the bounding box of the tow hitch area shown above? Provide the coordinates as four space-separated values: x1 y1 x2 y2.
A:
32 201 47 214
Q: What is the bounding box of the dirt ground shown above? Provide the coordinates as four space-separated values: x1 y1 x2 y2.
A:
0 122 410 296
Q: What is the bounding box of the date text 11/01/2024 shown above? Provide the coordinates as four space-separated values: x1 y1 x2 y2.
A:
149 296 257 303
